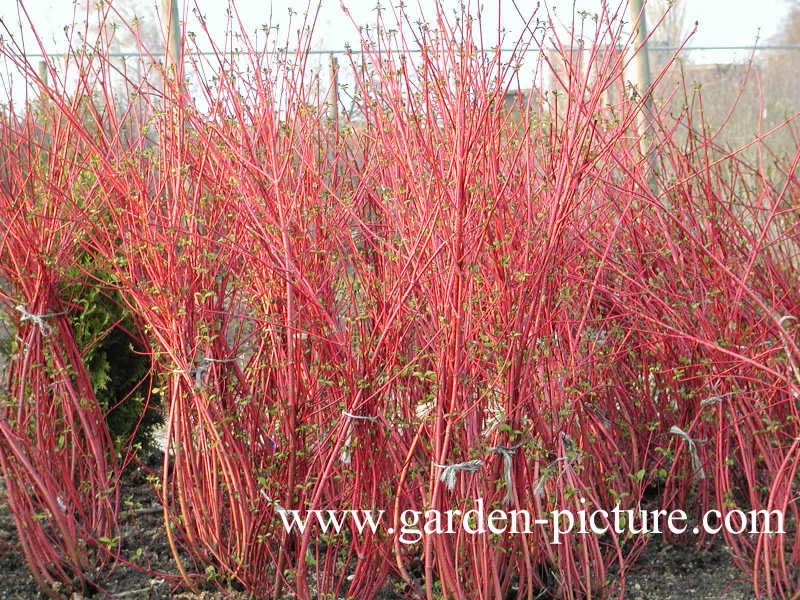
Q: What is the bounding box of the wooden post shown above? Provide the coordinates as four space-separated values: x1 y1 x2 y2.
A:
37 61 49 108
628 0 653 99
628 0 657 187
327 54 339 126
38 61 47 86
161 0 182 79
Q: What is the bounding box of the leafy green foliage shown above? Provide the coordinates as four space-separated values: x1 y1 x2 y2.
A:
65 275 162 455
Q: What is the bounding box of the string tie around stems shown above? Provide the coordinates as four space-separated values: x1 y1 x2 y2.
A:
490 442 523 505
669 425 705 481
533 434 581 498
434 459 484 491
191 359 209 389
777 314 800 385
700 396 723 407
533 456 571 498
259 489 286 513
433 444 523 500
341 410 380 424
169 354 240 389
700 389 745 407
15 305 67 336
339 410 380 465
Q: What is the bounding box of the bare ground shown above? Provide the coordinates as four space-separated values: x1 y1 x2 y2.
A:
0 466 759 600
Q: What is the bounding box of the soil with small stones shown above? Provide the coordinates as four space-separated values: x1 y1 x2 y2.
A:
0 460 240 600
0 466 758 600
621 539 755 600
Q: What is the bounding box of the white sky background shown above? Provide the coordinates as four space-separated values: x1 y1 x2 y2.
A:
0 0 791 55
0 0 793 106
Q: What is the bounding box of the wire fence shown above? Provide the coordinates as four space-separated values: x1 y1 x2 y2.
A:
2 41 798 153
12 43 800 58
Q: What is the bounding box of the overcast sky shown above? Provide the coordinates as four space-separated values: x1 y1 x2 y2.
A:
0 0 791 53
0 0 793 105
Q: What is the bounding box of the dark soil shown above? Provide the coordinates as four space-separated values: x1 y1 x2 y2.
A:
0 467 758 600
1 464 170 600
620 538 755 600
